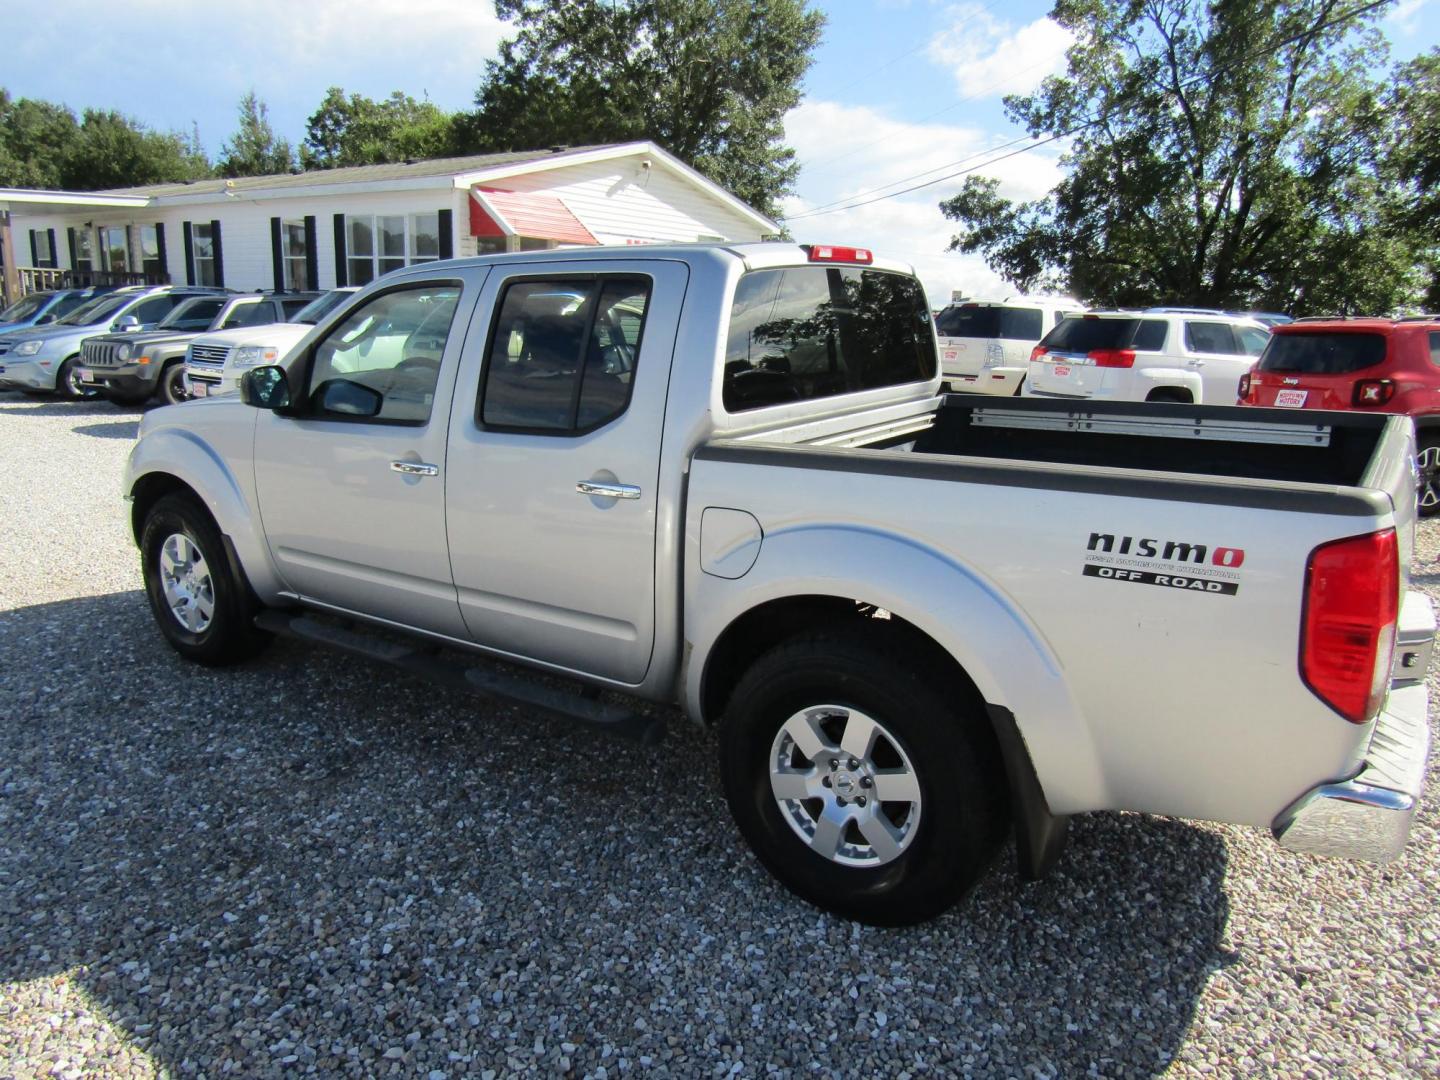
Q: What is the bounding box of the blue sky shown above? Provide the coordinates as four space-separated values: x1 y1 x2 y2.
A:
8 0 1438 302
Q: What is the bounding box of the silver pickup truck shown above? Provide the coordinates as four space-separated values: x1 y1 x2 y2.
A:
124 243 1433 925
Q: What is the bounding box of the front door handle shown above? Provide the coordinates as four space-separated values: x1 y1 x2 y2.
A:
576 480 641 500
391 460 439 477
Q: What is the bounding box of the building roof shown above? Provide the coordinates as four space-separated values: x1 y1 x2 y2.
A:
100 145 618 198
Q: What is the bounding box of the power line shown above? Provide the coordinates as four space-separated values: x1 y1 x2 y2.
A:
785 0 1395 223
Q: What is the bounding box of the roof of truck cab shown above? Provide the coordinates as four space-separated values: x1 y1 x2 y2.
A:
409 242 918 279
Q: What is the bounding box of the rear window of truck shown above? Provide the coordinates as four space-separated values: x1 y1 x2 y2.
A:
934 304 1043 341
1257 332 1386 374
723 266 935 412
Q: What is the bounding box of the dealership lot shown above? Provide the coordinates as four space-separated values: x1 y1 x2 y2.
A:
1 391 1437 1078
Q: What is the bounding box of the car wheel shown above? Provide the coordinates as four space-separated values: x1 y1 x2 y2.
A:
1418 436 1440 517
140 493 270 665
55 357 98 400
159 362 190 405
718 629 1008 926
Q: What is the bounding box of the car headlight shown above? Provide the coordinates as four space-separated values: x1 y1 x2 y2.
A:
116 343 132 361
233 346 279 368
13 340 42 357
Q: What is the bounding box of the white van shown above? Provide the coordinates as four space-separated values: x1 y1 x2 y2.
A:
934 296 1083 395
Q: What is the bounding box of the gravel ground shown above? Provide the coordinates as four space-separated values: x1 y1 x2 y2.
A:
1 390 1437 1079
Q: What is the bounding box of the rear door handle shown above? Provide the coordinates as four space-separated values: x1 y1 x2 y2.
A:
391 460 439 477
576 480 641 500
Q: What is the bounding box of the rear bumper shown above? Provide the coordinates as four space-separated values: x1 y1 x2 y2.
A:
1273 592 1434 863
944 366 1025 396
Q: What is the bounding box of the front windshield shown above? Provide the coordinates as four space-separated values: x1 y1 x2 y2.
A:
0 293 50 323
293 289 355 324
157 296 226 329
57 294 129 326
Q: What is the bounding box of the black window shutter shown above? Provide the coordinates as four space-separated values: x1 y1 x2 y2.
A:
438 208 453 259
333 214 347 287
67 227 77 268
303 216 318 289
210 220 224 287
182 222 195 285
46 228 57 268
270 217 284 291
155 223 168 280
29 230 38 266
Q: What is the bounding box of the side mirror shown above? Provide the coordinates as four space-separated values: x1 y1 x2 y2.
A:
35 313 55 325
314 378 382 418
240 366 293 410
112 315 141 332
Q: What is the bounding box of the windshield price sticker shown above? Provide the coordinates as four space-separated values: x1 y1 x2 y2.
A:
1082 531 1244 597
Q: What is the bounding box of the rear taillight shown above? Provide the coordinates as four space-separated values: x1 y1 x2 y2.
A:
1030 345 1048 362
805 245 873 264
1238 371 1252 400
1301 529 1398 724
1353 379 1394 406
1089 349 1136 368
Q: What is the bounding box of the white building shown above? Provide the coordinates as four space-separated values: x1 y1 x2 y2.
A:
0 141 778 303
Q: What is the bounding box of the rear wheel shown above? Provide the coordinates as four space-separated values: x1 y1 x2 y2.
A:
718 630 1008 925
140 493 270 665
1418 435 1440 517
55 356 98 400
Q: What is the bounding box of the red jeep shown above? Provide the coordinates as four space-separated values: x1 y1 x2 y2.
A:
1238 317 1440 513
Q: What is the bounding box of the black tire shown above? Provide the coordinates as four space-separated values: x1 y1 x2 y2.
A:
159 362 190 405
54 356 97 400
1418 434 1440 517
140 493 270 665
718 630 1008 926
1145 387 1192 404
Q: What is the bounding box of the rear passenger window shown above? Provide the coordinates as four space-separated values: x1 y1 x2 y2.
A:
1185 322 1240 354
480 277 650 433
724 266 934 412
1429 332 1440 367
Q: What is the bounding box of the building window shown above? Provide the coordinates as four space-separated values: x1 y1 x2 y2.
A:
475 237 506 255
518 237 553 252
283 220 309 291
100 226 129 273
346 212 441 286
191 222 218 286
30 229 55 267
73 229 95 274
139 225 162 280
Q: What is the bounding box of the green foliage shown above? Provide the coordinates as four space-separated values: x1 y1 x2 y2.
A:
465 0 825 217
0 88 211 190
301 88 462 169
940 0 1430 315
1386 48 1440 308
218 91 294 178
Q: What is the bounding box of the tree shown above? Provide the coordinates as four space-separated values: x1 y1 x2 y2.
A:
302 87 460 169
1385 49 1440 308
464 0 825 217
218 91 294 178
0 89 210 190
940 0 1428 315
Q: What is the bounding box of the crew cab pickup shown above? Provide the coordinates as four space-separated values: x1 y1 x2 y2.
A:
123 244 1434 925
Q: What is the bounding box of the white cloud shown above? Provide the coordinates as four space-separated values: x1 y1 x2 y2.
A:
10 0 511 152
926 4 1074 99
1386 0 1426 32
784 100 1065 305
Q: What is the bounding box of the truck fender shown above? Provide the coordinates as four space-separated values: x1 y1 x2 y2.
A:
1134 367 1203 401
686 523 1108 816
126 427 284 599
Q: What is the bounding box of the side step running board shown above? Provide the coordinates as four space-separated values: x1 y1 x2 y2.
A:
253 609 666 745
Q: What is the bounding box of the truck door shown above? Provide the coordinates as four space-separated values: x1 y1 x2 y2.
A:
251 270 485 637
443 259 689 684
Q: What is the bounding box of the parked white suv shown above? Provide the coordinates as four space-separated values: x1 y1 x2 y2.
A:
935 296 1083 395
185 288 359 398
1024 309 1270 405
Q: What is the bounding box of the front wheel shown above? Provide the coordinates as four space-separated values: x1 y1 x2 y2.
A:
140 494 270 665
55 356 98 400
159 362 190 405
1418 436 1440 517
718 630 1008 925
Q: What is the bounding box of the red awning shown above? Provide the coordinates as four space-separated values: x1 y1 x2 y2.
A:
469 187 598 245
